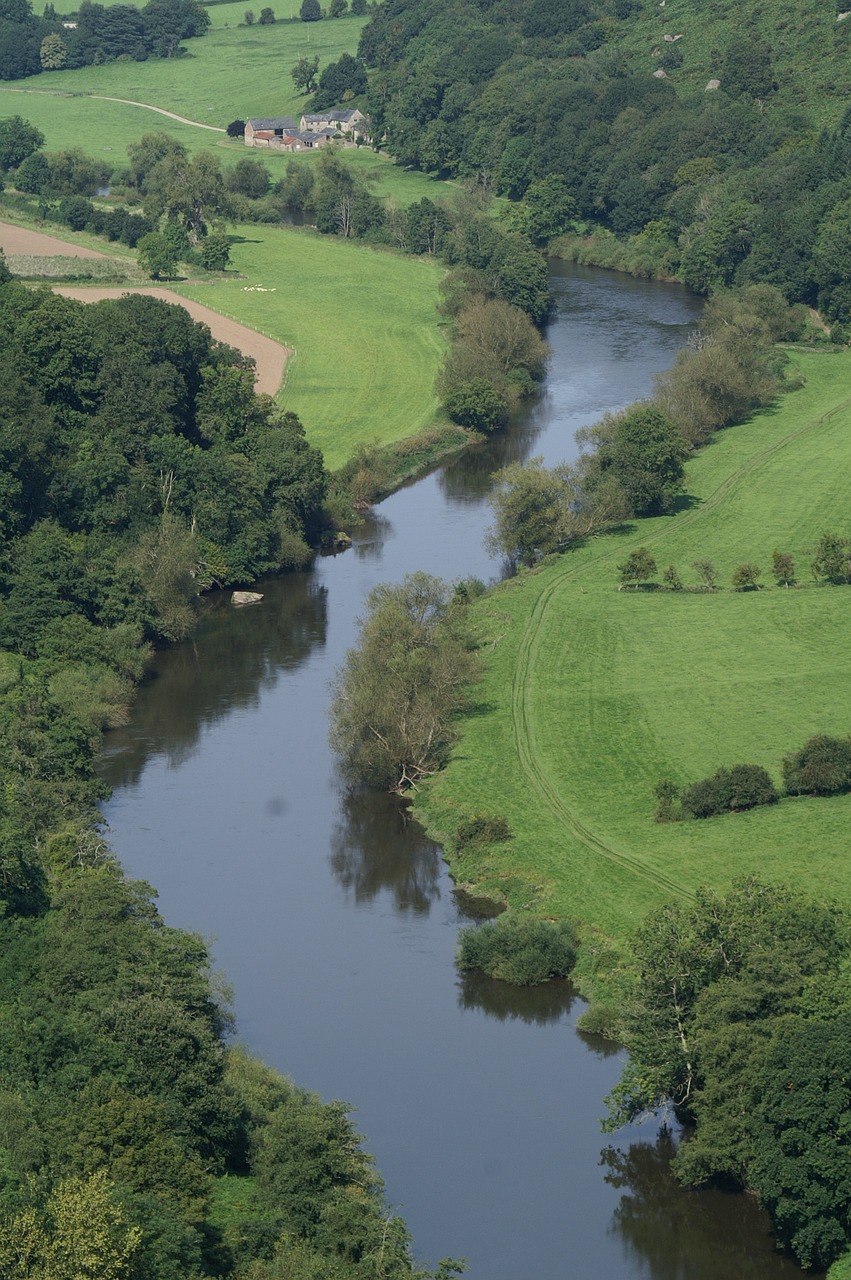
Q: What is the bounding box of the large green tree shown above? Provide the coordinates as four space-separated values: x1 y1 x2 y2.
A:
329 573 481 791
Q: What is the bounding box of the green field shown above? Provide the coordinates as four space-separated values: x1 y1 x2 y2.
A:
171 223 447 468
6 16 367 128
416 350 851 940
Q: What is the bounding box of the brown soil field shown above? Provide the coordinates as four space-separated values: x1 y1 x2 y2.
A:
0 222 289 393
55 285 290 396
0 222 107 259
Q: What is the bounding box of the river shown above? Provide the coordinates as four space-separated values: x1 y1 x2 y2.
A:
100 262 812 1280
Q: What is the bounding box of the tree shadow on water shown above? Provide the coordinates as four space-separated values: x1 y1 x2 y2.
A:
457 970 576 1025
329 791 443 915
601 1131 816 1280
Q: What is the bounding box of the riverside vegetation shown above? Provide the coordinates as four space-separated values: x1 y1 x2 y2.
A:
407 326 851 1271
0 263 463 1279
329 279 851 1271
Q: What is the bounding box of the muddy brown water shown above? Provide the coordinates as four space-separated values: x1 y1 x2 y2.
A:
101 263 815 1279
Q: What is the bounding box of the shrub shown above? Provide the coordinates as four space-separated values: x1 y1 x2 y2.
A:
662 564 682 591
455 814 512 848
443 378 507 432
731 562 762 590
812 532 851 583
654 777 681 822
681 764 778 818
457 915 579 985
772 550 795 587
692 558 717 589
617 547 656 589
782 735 851 796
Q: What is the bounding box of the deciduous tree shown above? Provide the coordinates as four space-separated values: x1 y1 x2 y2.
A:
291 53 319 93
617 547 656 589
329 573 481 791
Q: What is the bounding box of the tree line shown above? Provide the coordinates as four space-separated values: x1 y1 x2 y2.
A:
617 530 851 591
0 0 209 79
487 285 800 567
355 0 851 332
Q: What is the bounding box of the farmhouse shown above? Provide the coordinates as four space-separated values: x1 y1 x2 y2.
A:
244 117 299 147
243 109 370 151
300 108 368 138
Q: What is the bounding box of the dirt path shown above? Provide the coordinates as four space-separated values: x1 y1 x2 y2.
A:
0 221 108 258
55 287 289 396
88 94 226 132
0 87 225 132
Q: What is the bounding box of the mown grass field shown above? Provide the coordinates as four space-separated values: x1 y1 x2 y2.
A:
172 223 447 468
7 15 367 128
416 350 851 941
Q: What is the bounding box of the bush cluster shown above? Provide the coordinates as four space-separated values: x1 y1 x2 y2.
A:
454 813 512 848
657 734 851 821
782 734 851 795
457 915 579 985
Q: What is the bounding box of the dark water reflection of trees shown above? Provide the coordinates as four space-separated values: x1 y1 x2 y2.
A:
329 792 444 914
457 970 576 1024
602 1132 822 1280
100 574 328 789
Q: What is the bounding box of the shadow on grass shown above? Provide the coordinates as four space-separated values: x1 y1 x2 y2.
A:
458 697 498 721
668 492 700 515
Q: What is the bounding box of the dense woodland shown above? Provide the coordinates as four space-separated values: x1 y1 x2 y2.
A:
0 271 467 1277
0 0 210 79
356 0 851 328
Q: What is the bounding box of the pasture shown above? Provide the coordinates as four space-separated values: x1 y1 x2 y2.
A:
173 223 448 468
8 15 368 127
417 350 851 940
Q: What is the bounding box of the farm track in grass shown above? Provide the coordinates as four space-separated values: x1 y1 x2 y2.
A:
489 361 851 919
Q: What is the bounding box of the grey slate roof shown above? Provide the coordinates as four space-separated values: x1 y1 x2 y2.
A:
247 117 298 131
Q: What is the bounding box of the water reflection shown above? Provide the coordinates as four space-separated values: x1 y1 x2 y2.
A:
457 970 576 1024
602 1132 818 1280
329 792 443 914
353 511 391 560
100 574 328 789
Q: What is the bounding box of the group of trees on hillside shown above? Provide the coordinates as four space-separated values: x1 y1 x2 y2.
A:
0 0 209 79
354 0 851 327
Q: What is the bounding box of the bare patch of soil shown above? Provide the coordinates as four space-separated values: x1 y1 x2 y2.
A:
0 221 107 259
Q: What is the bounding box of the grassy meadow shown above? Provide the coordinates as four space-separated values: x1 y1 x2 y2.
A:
7 15 367 128
416 350 851 941
172 223 447 468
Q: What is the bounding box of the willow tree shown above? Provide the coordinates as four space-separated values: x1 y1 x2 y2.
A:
329 573 481 792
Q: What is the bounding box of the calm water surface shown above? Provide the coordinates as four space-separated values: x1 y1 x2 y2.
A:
101 264 812 1280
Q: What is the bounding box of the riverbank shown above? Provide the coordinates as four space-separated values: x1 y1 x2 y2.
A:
414 347 851 953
